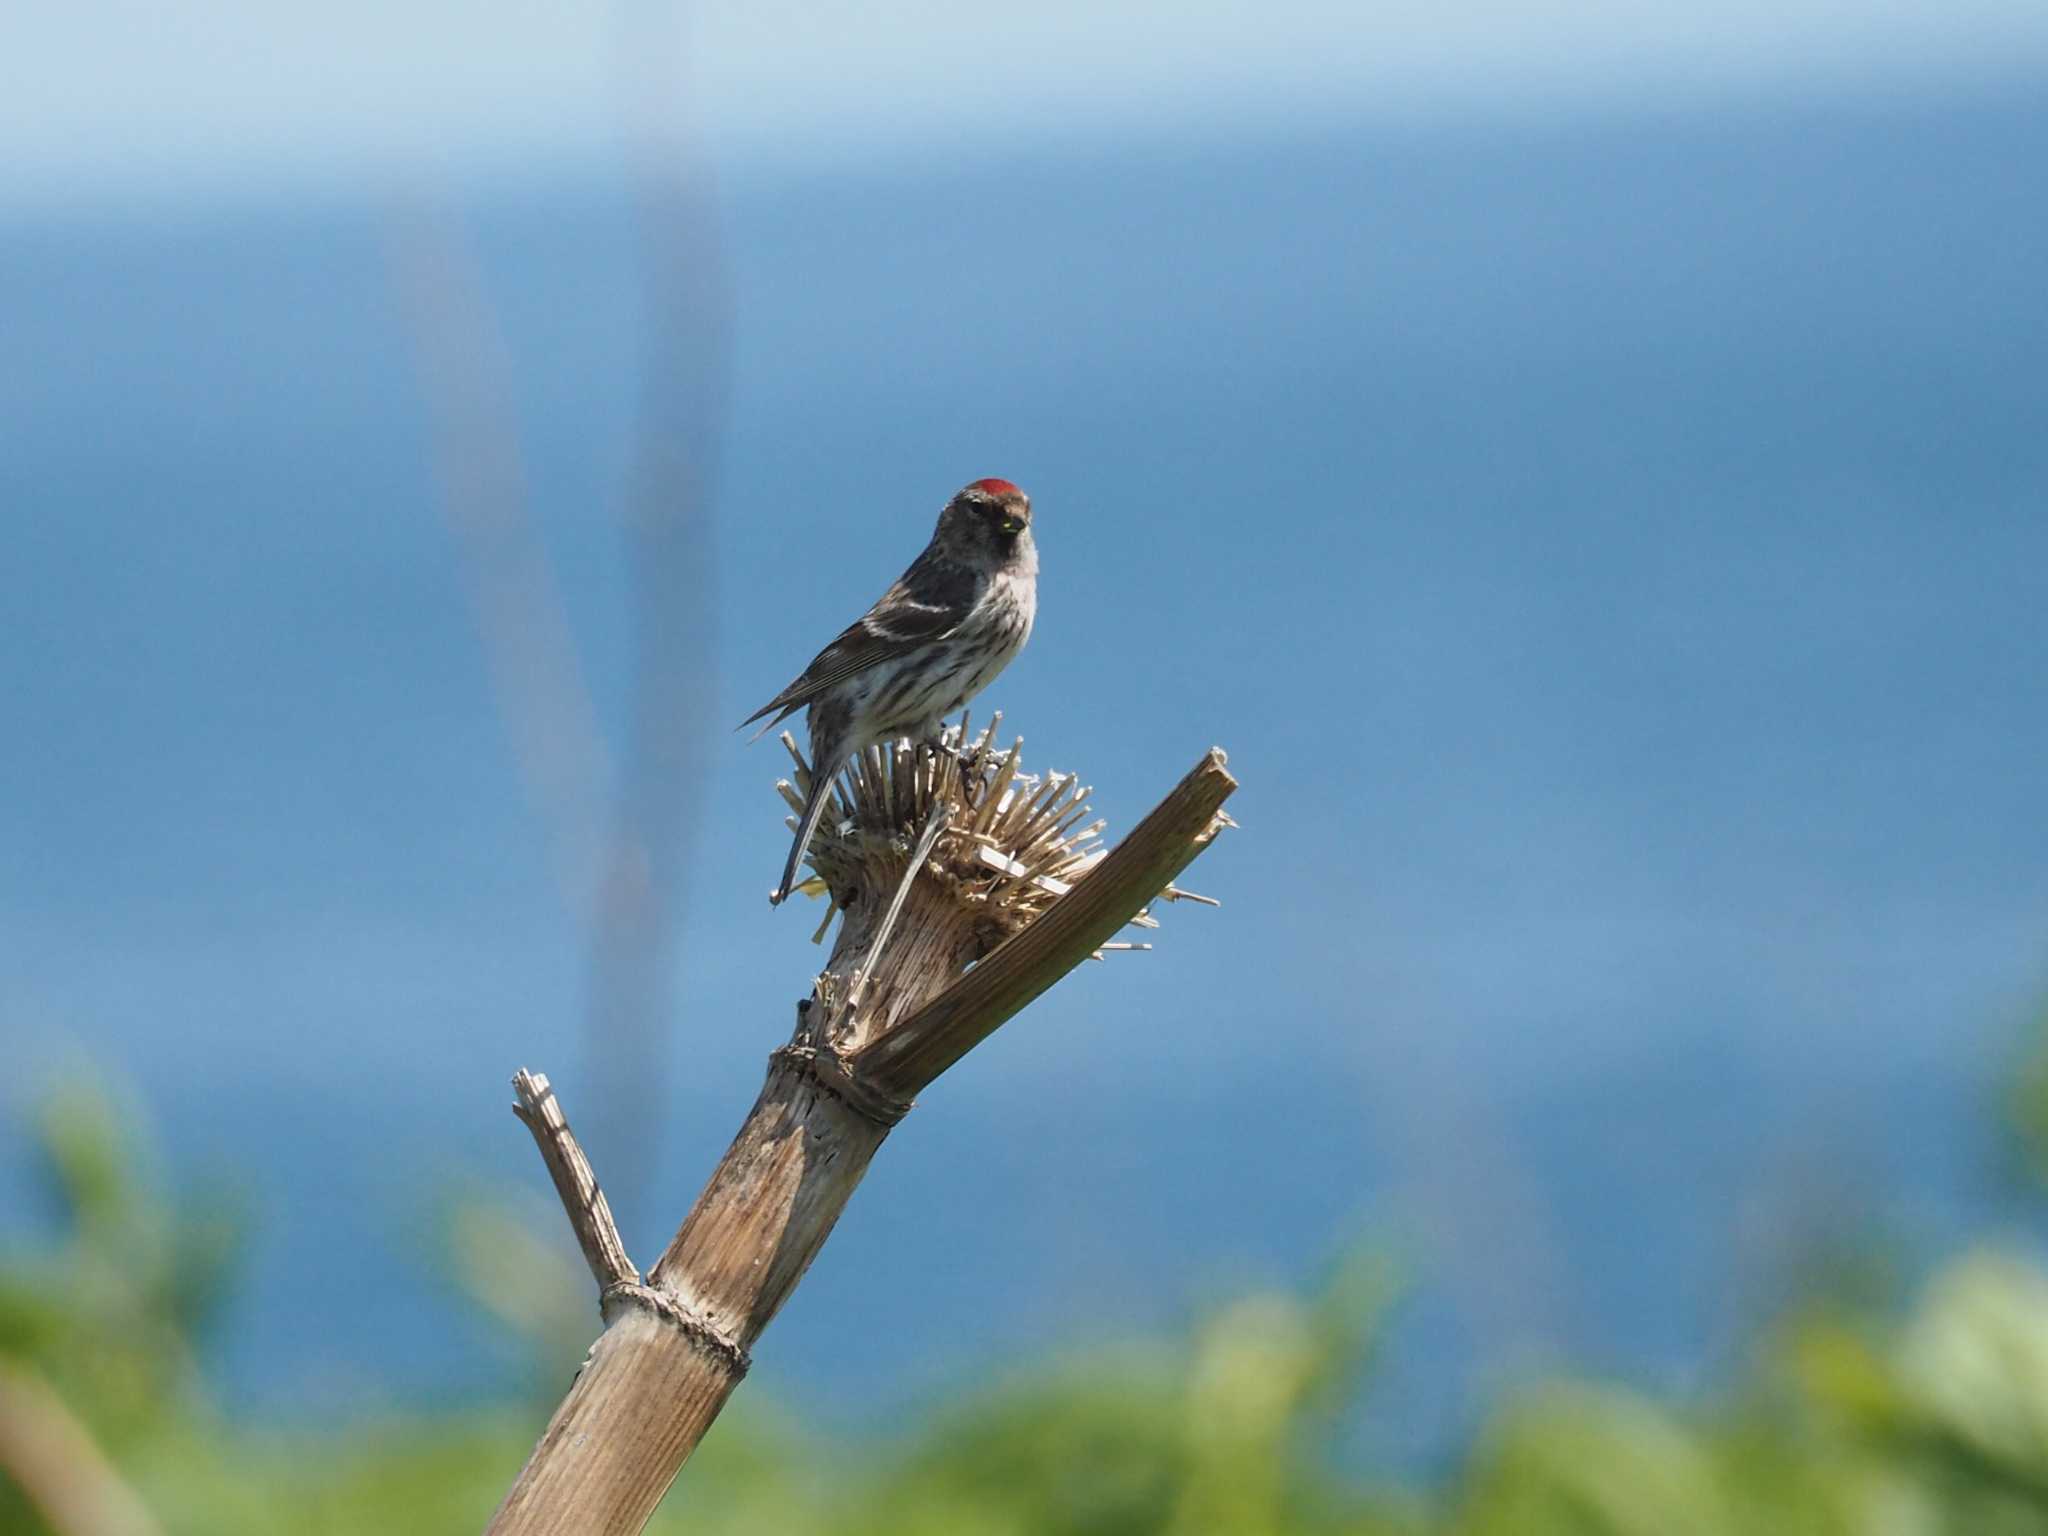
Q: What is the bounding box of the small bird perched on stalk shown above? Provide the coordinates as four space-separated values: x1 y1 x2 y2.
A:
742 477 1039 905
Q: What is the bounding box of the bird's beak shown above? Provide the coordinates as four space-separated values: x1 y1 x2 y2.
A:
1001 515 1025 534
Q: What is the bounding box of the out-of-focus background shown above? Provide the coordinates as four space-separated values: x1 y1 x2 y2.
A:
6 1 2048 1530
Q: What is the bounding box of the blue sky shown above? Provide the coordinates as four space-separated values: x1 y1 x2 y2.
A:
7 0 2048 198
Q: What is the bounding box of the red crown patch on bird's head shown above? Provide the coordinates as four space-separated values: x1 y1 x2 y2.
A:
967 477 1022 499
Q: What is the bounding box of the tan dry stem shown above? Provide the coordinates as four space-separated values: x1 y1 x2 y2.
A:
485 730 1236 1536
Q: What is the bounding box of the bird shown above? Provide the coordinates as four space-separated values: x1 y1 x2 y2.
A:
741 477 1039 905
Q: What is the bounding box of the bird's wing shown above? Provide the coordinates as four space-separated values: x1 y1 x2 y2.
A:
739 552 980 731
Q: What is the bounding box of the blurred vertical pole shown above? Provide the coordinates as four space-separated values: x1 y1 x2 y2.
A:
583 0 730 1231
387 203 616 926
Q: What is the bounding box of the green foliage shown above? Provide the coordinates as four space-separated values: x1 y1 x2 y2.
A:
2 1074 242 1447
13 1067 2048 1534
840 1258 1411 1536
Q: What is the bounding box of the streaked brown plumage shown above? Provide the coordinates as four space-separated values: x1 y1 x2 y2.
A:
742 478 1039 904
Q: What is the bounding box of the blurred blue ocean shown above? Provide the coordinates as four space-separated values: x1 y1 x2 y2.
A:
5 80 2047 1460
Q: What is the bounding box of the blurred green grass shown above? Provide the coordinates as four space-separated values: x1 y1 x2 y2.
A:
9 1021 2048 1536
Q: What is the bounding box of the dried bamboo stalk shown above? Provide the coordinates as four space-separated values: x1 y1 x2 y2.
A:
485 734 1236 1535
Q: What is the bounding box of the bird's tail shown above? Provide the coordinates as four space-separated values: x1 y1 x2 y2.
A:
772 753 843 905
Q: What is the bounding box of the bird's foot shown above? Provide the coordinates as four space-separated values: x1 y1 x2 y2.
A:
917 732 974 768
